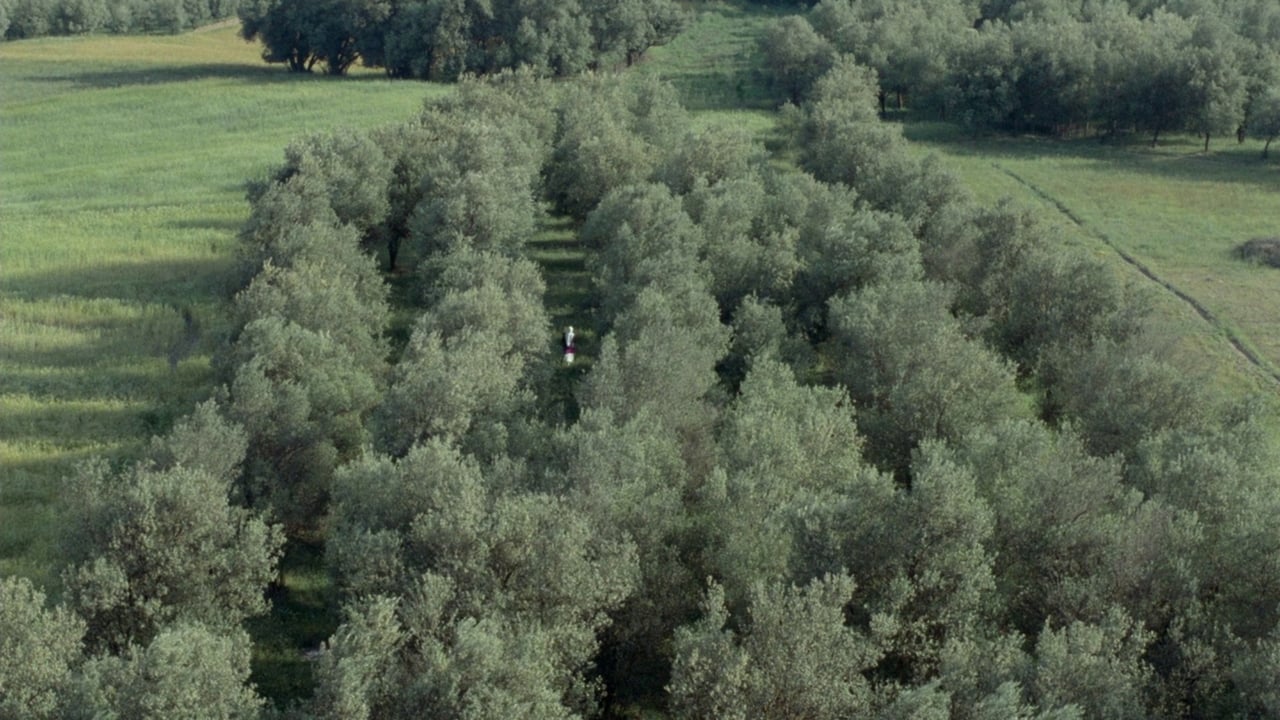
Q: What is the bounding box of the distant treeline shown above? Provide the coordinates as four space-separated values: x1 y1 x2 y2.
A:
0 0 238 39
236 0 687 78
761 0 1280 148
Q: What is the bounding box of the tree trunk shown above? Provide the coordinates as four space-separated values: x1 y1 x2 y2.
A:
1151 126 1161 148
1265 137 1273 160
387 237 399 272
1204 133 1210 153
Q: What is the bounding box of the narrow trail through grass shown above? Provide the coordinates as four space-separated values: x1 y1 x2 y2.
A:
245 541 336 707
996 163 1280 386
903 122 1280 404
527 215 595 423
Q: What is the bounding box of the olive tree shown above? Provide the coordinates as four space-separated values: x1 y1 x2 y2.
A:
0 576 85 720
67 624 264 720
669 575 879 720
60 405 283 653
1247 88 1280 157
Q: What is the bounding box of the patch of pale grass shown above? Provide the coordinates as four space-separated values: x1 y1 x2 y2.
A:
0 24 260 65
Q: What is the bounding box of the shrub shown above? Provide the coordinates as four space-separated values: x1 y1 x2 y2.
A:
1235 237 1280 268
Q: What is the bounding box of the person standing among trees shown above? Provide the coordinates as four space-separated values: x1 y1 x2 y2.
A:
564 326 577 363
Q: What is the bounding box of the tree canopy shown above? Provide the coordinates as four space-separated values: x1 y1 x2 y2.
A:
11 33 1280 718
187 64 1280 716
779 0 1280 149
237 0 687 77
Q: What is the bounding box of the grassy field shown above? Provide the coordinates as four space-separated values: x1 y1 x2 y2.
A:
900 122 1280 402
0 23 436 702
0 23 437 587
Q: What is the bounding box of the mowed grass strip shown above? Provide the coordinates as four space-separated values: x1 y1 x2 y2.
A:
638 0 783 112
0 25 436 586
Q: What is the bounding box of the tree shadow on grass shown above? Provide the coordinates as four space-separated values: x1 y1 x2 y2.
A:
0 403 148 448
27 62 391 90
1 312 215 415
5 256 236 307
661 67 776 113
0 366 214 531
531 237 581 253
0 364 178 400
3 257 231 397
901 120 1280 192
535 255 587 275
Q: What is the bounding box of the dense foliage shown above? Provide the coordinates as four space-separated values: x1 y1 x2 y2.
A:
216 67 1273 718
764 0 1280 149
1 405 282 718
0 0 239 39
237 0 686 77
7 8 1280 717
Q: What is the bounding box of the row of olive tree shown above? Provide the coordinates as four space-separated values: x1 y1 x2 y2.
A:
762 0 1280 151
237 0 685 78
0 117 399 709
282 77 653 716
0 405 284 718
1 0 238 40
12 64 1280 718
298 65 1280 718
768 54 1280 717
233 64 1280 718
305 74 701 716
216 130 394 534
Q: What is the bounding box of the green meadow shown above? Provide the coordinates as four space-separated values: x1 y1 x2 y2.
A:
0 24 435 586
900 122 1280 402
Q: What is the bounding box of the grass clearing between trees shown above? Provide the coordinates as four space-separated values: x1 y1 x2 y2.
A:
902 121 1280 405
637 0 783 113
